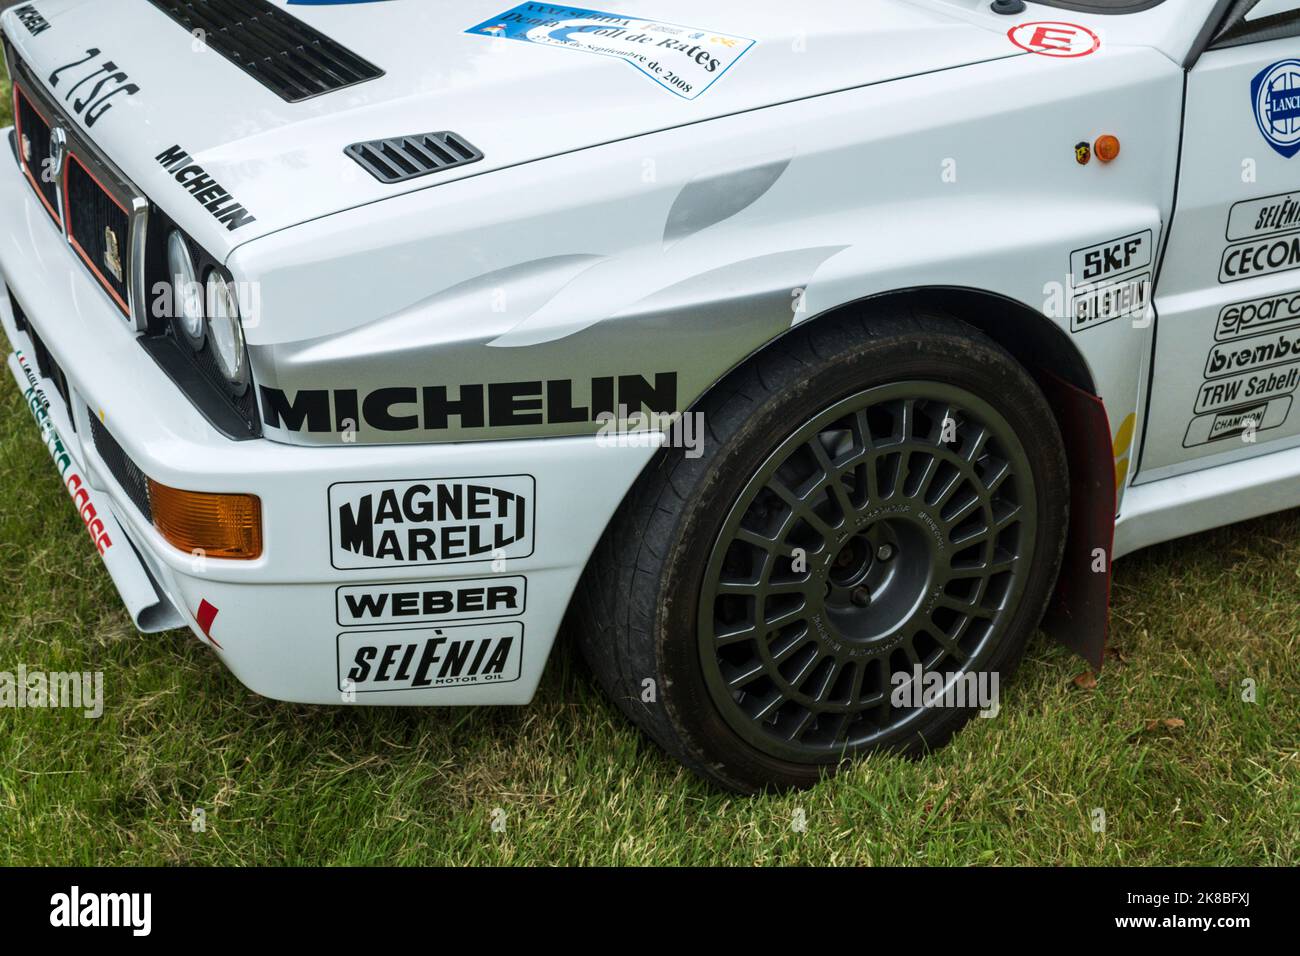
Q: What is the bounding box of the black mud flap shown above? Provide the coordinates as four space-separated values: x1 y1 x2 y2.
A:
1035 371 1115 672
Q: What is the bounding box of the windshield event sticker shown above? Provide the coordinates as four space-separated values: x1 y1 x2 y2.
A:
466 4 756 100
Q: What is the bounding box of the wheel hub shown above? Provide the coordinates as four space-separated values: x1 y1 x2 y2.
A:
697 381 1037 763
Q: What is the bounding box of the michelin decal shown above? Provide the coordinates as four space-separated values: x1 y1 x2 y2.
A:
466 4 755 100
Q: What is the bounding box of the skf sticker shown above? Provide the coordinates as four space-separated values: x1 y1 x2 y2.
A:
1252 60 1300 159
466 4 755 100
1008 22 1100 59
328 476 534 570
339 622 524 692
1067 231 1152 332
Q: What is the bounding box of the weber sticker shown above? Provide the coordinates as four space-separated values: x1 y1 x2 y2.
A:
466 4 755 100
329 476 534 570
339 622 524 693
337 576 526 627
1184 397 1293 448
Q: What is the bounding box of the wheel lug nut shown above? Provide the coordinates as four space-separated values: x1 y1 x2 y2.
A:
851 587 870 608
876 544 894 561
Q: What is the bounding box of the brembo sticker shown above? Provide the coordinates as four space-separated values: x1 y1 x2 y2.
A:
338 621 524 692
336 576 526 627
1008 22 1100 58
328 476 534 570
465 4 756 100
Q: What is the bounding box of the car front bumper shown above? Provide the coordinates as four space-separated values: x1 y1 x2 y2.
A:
0 133 654 706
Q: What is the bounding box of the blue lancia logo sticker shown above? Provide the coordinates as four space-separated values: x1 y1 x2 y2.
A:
1253 60 1300 159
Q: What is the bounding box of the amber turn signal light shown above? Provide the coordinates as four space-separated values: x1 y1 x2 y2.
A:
147 480 263 560
1094 135 1121 163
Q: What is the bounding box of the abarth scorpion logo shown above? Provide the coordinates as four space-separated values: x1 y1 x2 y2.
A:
1253 60 1300 158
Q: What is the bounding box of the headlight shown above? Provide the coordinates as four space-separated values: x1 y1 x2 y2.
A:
205 270 249 393
167 230 204 348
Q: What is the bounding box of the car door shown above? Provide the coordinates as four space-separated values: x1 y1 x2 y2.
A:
1141 0 1300 481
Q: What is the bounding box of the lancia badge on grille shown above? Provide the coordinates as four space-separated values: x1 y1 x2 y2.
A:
19 133 32 164
48 126 68 179
103 227 123 283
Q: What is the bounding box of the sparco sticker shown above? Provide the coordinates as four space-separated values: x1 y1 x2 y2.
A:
1008 22 1100 58
329 476 534 570
466 4 756 100
339 622 524 692
336 575 526 626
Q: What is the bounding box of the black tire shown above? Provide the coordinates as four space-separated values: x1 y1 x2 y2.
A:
573 308 1068 792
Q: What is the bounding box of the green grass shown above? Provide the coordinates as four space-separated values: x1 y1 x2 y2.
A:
0 65 1295 865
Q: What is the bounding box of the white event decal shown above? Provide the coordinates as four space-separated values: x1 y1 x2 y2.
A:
466 4 756 100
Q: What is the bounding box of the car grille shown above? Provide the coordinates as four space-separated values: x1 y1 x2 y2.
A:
64 155 132 314
6 48 142 323
87 408 153 521
146 0 384 102
12 84 60 225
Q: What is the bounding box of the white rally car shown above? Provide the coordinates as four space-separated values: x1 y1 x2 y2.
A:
2 0 1298 791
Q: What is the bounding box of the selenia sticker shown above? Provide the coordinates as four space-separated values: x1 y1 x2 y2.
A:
339 622 524 692
466 4 756 100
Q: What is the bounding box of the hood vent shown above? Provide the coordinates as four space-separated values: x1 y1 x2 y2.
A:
146 0 383 102
345 132 483 185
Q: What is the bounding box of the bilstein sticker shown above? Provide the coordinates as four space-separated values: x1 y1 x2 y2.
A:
465 4 755 100
336 575 526 626
1072 273 1150 333
339 622 524 692
329 476 534 570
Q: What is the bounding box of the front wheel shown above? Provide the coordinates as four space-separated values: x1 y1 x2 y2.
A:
574 310 1068 792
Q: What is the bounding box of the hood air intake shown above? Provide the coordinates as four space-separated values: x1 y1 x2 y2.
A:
345 132 484 184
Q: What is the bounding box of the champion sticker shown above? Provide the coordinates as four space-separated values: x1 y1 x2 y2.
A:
466 4 756 100
1008 22 1100 59
339 622 524 692
328 476 535 570
1252 60 1300 159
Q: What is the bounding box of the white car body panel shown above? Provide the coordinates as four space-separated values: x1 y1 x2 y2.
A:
4 0 1300 706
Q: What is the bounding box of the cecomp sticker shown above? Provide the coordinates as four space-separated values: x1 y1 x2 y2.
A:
466 4 756 100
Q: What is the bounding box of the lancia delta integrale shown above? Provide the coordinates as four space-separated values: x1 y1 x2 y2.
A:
3 0 1298 790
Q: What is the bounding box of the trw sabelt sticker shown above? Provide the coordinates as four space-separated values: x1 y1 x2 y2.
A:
328 476 534 570
336 576 526 627
338 622 524 692
466 4 756 100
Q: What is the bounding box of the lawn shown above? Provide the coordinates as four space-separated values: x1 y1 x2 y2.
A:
0 66 1295 866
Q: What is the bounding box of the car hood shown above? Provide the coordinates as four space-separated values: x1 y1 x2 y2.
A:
3 0 1022 252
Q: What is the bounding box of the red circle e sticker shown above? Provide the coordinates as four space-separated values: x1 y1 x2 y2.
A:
1008 21 1100 58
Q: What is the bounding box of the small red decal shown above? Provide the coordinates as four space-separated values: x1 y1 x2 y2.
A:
1008 21 1101 59
196 599 222 649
